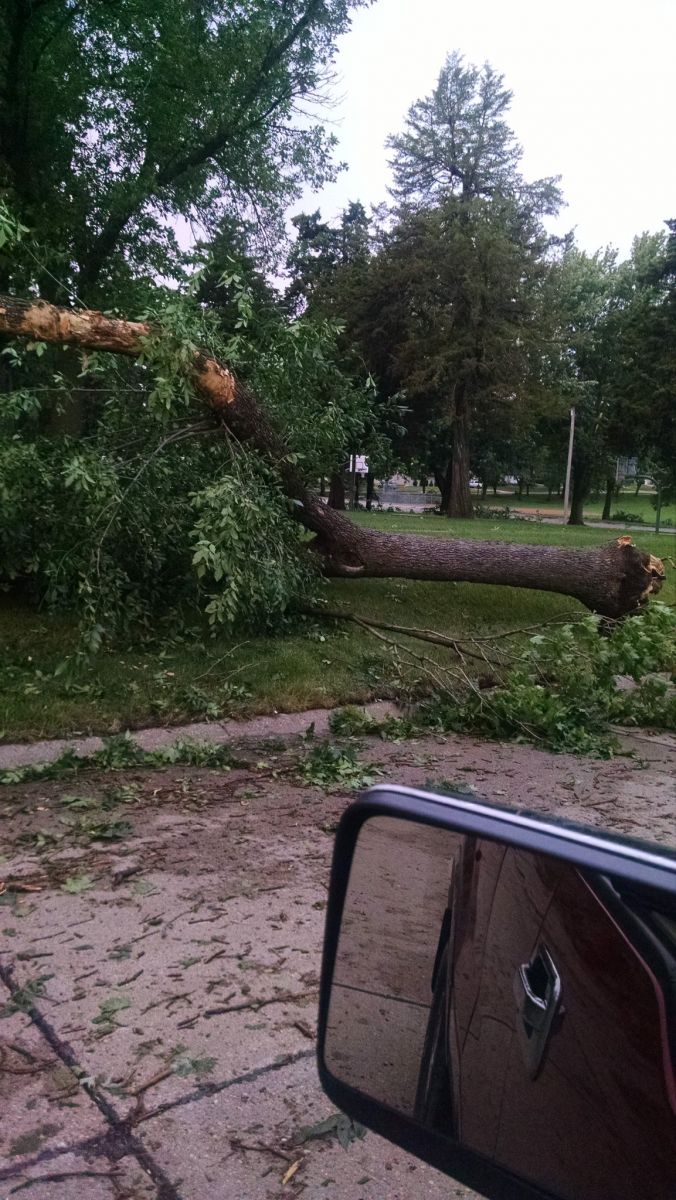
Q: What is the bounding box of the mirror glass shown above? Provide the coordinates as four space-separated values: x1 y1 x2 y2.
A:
324 816 676 1200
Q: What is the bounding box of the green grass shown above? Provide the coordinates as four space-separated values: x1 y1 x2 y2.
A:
1 514 673 741
472 488 675 526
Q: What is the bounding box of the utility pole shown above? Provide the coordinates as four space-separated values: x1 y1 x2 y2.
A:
562 406 576 524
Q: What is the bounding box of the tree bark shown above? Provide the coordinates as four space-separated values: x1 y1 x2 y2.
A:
449 386 473 518
601 475 616 522
366 471 375 511
434 463 453 515
0 295 664 619
568 456 591 526
328 471 346 510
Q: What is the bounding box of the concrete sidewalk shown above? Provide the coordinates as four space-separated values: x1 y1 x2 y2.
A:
0 702 400 771
1 725 674 1198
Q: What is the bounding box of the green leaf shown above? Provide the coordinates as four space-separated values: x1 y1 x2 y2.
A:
62 874 95 894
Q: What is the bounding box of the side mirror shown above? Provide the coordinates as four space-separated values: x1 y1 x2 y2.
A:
318 786 676 1200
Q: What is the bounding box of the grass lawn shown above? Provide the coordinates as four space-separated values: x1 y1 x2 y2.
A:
473 489 675 527
1 513 673 741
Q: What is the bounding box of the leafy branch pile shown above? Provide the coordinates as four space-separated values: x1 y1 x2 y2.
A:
330 602 676 756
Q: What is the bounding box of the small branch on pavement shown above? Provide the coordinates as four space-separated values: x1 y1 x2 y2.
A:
229 1138 297 1164
128 1065 174 1096
204 988 317 1019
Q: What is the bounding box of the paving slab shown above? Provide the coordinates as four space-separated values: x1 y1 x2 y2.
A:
1 764 332 1118
136 1054 472 1200
0 1008 107 1170
0 1150 159 1200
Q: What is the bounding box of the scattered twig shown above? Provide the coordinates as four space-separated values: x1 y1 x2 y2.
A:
128 1065 174 1097
0 1045 55 1075
117 968 144 986
293 1020 315 1040
140 990 193 1016
229 1137 296 1164
204 988 316 1019
204 947 227 964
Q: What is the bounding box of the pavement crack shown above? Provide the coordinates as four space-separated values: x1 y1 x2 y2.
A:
0 961 184 1200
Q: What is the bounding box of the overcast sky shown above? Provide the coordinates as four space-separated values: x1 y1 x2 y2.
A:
295 0 675 257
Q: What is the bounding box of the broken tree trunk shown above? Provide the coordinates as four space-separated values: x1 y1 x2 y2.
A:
0 295 665 619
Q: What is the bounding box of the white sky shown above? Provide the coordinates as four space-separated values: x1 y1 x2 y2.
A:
295 0 676 257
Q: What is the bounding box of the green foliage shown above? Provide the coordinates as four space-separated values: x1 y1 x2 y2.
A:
0 975 52 1017
191 460 316 632
0 733 234 786
61 875 95 894
328 705 415 741
298 742 381 790
92 994 132 1028
328 706 381 736
0 198 28 250
388 51 560 212
1 4 382 648
1 1 366 301
0 279 380 642
298 1111 368 1150
421 603 676 755
171 1052 217 1081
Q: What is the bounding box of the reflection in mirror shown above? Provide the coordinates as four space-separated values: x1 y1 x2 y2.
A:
325 816 676 1200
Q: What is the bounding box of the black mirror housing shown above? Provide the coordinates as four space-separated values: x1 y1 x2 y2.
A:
318 786 676 1200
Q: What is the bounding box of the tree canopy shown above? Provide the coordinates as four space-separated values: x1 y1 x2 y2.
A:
1 0 369 302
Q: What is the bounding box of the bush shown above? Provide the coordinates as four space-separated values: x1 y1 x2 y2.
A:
611 510 644 524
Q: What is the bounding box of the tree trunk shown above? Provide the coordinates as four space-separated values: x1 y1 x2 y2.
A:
0 295 664 619
601 475 616 522
568 457 591 526
328 472 345 510
481 481 488 499
366 471 375 511
448 388 472 518
433 463 453 515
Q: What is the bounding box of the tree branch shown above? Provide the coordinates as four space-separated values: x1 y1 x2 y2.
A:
0 294 666 618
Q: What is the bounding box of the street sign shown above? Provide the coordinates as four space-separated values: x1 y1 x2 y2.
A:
351 454 369 475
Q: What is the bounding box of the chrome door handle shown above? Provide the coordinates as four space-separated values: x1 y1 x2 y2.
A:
514 944 562 1078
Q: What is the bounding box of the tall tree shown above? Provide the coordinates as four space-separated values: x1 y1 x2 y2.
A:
385 52 561 515
609 226 676 497
550 232 675 525
0 0 368 303
347 193 559 515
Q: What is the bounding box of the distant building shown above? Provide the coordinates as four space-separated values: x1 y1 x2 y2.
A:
615 456 638 483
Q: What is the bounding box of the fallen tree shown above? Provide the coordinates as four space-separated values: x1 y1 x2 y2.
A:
0 295 665 619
